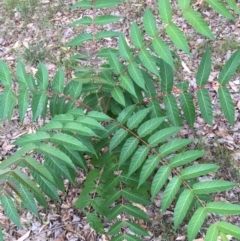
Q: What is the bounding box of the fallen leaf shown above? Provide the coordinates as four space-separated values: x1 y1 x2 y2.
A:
17 231 31 241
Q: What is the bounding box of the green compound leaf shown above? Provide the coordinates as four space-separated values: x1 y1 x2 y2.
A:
139 155 161 188
197 88 213 125
193 180 236 194
66 33 93 47
137 116 166 138
206 202 240 215
94 0 124 9
180 92 196 127
119 137 139 166
119 75 137 97
187 207 207 241
123 204 150 221
161 176 182 212
71 0 92 9
205 0 234 20
139 50 159 76
130 22 144 49
118 34 133 61
111 87 126 106
122 189 151 205
107 205 123 221
196 48 212 86
180 164 219 180
205 224 219 241
126 221 150 236
218 87 235 126
159 139 192 157
32 92 47 121
174 189 194 229
87 213 104 234
169 150 206 167
163 94 182 126
158 0 172 23
148 127 181 147
110 128 128 151
37 62 48 90
143 7 158 37
183 7 214 39
152 37 174 68
0 195 21 228
165 23 189 54
151 165 171 200
127 108 149 130
218 49 240 85
217 221 240 239
37 144 75 169
18 89 29 123
23 156 56 185
117 104 136 124
94 15 122 25
108 52 124 74
70 16 92 26
50 133 90 152
159 58 174 93
107 221 123 235
32 172 59 201
178 0 191 10
14 132 50 146
225 0 240 14
128 146 150 176
16 60 28 87
128 62 146 90
0 60 12 87
0 88 15 121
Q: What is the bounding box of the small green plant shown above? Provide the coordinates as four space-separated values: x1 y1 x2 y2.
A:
0 0 240 241
20 43 48 66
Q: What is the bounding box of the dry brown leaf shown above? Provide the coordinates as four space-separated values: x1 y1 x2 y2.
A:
17 231 31 241
53 231 66 241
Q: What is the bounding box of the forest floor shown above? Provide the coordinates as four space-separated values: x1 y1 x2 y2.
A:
0 0 240 240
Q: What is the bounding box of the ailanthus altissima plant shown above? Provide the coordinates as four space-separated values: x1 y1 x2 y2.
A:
0 0 240 240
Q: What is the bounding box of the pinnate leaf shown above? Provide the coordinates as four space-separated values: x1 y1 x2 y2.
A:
217 221 240 239
183 7 214 39
139 155 161 187
110 128 128 151
193 180 235 194
218 49 240 85
130 22 144 49
127 108 149 130
197 88 213 125
180 92 195 127
119 137 139 166
187 207 207 241
151 165 171 199
162 176 182 212
148 127 181 147
137 117 166 138
196 48 212 86
143 7 158 37
206 202 240 215
0 60 12 87
159 139 192 157
218 87 235 126
174 189 194 229
165 23 189 54
0 195 21 227
158 0 172 23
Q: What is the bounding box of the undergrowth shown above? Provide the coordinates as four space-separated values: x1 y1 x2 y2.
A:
0 0 240 240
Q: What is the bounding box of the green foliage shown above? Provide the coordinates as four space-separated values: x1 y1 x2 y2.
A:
0 0 240 240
